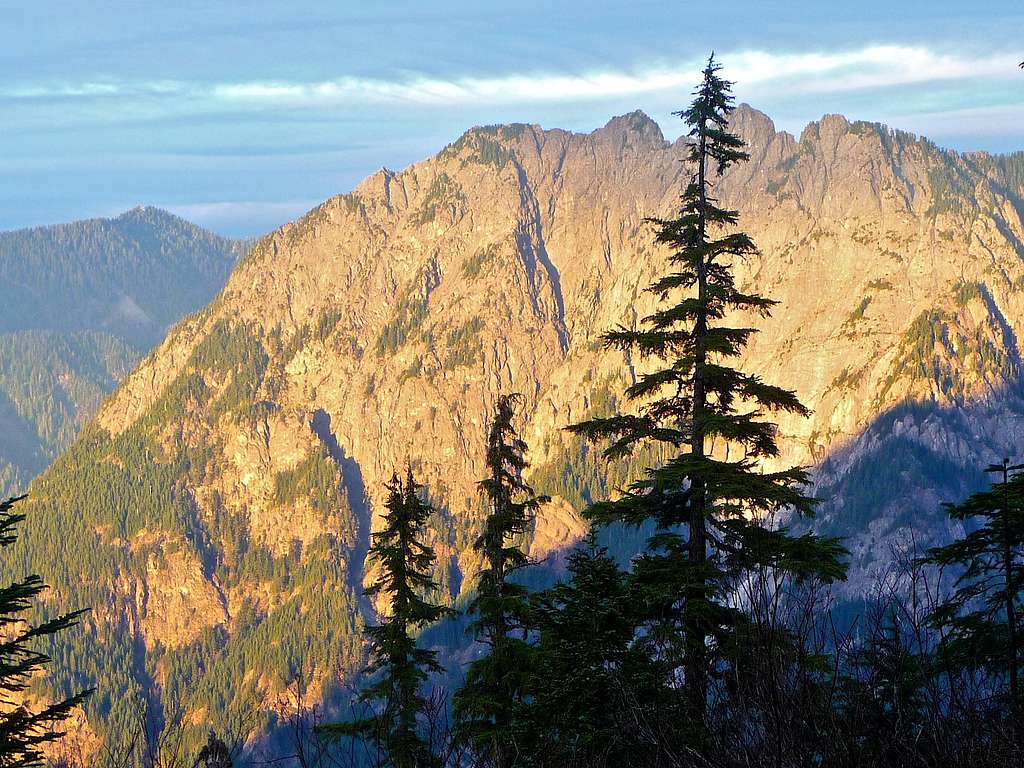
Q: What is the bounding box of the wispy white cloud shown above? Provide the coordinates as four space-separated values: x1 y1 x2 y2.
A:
2 80 182 100
206 46 1020 106
4 45 1018 108
162 200 320 234
727 46 1014 93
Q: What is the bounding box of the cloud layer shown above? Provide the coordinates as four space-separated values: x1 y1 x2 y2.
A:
5 39 1021 237
5 45 1018 108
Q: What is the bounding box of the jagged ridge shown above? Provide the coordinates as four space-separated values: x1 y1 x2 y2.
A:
12 107 1024 751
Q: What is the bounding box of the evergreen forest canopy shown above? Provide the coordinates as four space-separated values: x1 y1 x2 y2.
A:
0 207 243 497
5 57 1024 768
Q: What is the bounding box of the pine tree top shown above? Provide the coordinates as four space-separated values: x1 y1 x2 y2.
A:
365 469 448 632
567 54 830 539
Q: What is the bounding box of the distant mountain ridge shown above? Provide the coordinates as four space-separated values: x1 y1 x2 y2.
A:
10 107 1024 752
0 206 245 345
0 207 243 494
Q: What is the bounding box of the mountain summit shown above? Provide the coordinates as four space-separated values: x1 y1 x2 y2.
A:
12 108 1024 749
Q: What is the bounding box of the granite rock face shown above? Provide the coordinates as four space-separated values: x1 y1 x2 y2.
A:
23 107 1024 744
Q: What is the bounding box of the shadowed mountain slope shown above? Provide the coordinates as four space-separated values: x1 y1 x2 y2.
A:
12 107 1024 749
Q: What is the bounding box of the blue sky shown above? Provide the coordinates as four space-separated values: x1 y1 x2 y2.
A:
3 1 1022 237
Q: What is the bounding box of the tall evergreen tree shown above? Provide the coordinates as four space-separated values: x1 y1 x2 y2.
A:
566 54 846 739
922 458 1024 716
0 495 92 768
454 394 548 767
319 471 448 768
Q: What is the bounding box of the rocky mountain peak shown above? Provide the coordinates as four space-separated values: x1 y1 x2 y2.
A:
15 105 1024 753
594 110 666 148
728 103 779 146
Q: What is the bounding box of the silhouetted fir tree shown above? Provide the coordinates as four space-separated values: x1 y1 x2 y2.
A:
454 394 548 768
922 458 1024 717
0 495 92 768
319 471 448 768
515 530 664 767
566 54 847 743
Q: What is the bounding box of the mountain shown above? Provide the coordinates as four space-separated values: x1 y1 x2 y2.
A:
12 107 1024 752
0 207 245 495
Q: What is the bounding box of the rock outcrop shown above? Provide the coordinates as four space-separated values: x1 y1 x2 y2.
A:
16 106 1024 745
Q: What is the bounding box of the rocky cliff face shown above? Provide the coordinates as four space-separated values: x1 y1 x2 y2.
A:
16 106 1024 746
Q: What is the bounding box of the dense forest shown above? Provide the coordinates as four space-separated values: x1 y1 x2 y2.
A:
4 58 1024 768
0 207 243 498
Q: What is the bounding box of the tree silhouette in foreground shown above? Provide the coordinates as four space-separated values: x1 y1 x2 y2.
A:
454 394 547 768
566 54 847 749
319 471 448 768
0 495 92 768
922 458 1024 722
516 530 664 767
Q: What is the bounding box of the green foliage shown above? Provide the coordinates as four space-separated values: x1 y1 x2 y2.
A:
0 206 241 346
315 306 344 342
274 447 348 516
830 366 866 392
849 120 884 137
319 471 449 768
845 295 873 326
189 320 269 416
0 331 140 497
445 318 483 369
401 356 425 382
835 611 934 764
880 306 1015 403
953 281 983 307
565 55 848 748
901 310 950 378
514 533 663 766
474 124 528 142
452 132 517 170
341 193 362 214
920 460 1024 706
455 395 549 766
0 308 365 749
926 165 970 218
461 244 500 280
182 552 362 746
409 173 465 227
0 495 93 767
530 379 669 515
376 277 432 357
0 208 240 498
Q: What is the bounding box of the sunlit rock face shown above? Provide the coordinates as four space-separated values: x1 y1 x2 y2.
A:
21 106 1024 744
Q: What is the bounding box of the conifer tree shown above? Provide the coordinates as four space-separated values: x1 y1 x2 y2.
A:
0 495 92 768
566 55 847 737
516 531 663 767
922 458 1024 716
454 394 548 768
319 471 448 768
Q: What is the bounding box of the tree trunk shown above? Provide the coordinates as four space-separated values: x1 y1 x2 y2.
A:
685 110 710 732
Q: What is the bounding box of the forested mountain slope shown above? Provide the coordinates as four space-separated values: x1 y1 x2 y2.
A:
0 207 244 494
14 106 1024 750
